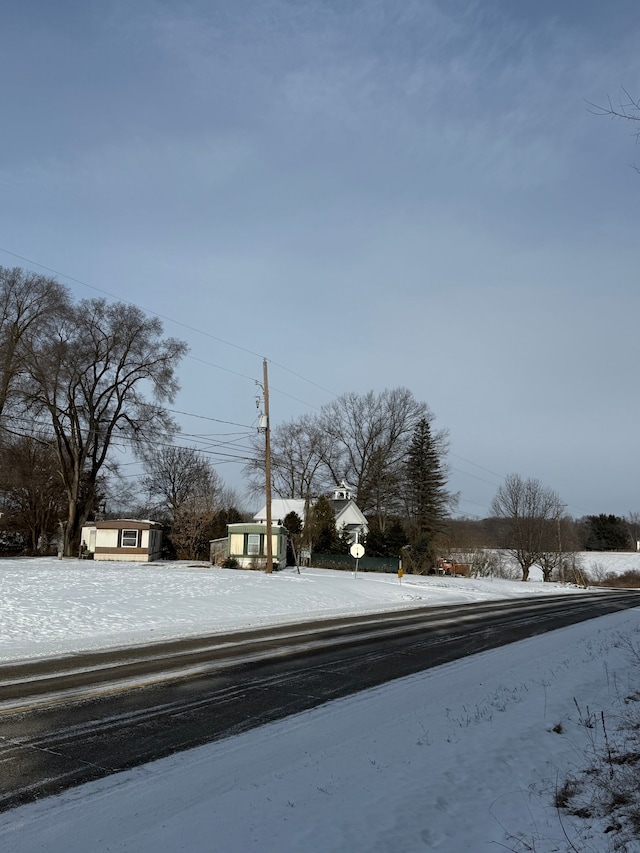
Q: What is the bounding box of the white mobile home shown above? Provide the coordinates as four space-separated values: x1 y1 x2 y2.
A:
80 519 163 562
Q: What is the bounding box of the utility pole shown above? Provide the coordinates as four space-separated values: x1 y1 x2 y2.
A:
557 503 566 583
262 358 273 573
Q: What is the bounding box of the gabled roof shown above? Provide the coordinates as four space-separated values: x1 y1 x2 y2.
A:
254 495 368 533
253 499 306 525
332 499 368 529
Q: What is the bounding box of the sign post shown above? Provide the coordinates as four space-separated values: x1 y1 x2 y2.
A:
350 542 365 577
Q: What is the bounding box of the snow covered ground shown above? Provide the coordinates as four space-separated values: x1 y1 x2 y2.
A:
1 554 639 851
2 551 637 663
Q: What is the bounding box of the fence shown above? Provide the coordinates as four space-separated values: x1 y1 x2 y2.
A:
310 553 400 573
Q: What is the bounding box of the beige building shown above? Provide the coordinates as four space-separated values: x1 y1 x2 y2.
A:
80 519 163 562
226 523 288 569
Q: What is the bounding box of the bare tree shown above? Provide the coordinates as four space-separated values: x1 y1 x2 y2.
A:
588 88 640 169
536 514 564 581
0 266 68 422
0 433 65 554
142 446 219 518
536 514 574 583
142 445 224 559
491 474 563 582
22 298 187 555
245 413 332 500
588 88 640 125
171 503 217 561
245 388 432 532
319 388 430 521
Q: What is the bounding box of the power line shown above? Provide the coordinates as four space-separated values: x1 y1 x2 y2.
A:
0 415 261 466
0 246 338 399
3 248 590 512
0 247 269 361
449 452 506 480
455 495 493 511
167 408 254 429
449 465 502 489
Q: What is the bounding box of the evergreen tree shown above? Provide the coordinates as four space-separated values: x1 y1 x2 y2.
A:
309 495 339 553
365 517 408 557
364 521 388 557
386 517 409 555
404 418 449 571
283 510 304 565
210 506 244 540
583 514 633 551
282 511 303 537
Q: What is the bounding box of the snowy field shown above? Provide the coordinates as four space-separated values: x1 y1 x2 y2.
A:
1 553 639 852
1 552 632 663
579 549 640 578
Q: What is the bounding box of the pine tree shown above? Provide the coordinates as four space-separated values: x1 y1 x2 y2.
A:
309 496 339 553
283 510 304 565
365 517 408 557
583 514 633 552
404 418 449 571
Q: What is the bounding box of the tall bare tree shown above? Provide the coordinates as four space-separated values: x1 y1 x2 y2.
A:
22 298 187 555
0 266 68 422
319 388 430 523
142 445 224 559
0 433 65 553
248 413 332 500
536 513 575 583
142 446 219 519
245 388 432 531
491 474 563 582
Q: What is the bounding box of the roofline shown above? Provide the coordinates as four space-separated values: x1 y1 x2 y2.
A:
86 519 163 530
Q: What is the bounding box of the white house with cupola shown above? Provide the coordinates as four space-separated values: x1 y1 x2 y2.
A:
328 481 368 544
253 482 368 545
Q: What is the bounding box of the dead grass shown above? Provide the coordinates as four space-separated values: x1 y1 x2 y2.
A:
552 639 640 851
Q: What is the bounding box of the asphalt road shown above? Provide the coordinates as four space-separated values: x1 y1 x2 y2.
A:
1 590 639 813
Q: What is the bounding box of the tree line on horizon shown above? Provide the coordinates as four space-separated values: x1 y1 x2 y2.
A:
1 265 638 571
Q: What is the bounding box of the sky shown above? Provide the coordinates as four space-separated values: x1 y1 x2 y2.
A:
1 0 640 518
1 558 640 850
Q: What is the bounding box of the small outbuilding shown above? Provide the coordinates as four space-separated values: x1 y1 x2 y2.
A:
225 522 288 570
80 519 163 562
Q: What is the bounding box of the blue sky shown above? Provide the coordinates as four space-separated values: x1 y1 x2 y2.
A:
2 0 640 518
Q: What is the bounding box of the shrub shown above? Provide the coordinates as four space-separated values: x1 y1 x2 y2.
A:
594 570 640 588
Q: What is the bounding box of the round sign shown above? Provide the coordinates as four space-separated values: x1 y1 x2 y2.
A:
350 543 365 559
